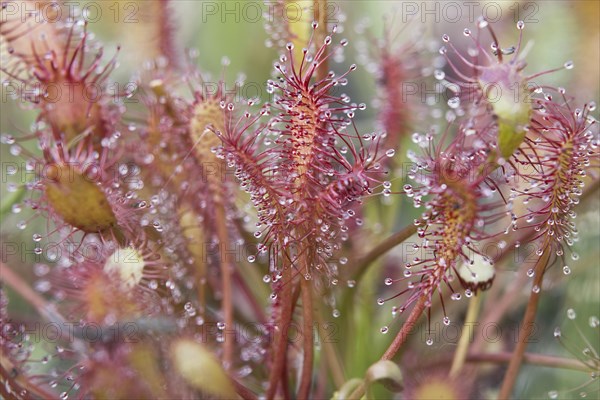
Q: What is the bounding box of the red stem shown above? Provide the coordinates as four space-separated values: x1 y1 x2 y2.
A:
498 246 550 399
297 277 314 399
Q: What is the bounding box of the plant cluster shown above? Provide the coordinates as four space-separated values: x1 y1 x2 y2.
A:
0 1 598 399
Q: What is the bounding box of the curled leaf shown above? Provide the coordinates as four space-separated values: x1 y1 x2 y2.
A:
332 378 364 400
365 360 404 400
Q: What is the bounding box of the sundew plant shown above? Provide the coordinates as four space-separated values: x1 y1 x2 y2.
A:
0 1 599 399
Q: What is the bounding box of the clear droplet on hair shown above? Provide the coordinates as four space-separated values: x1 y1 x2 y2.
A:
447 97 460 109
553 327 561 337
567 308 576 320
564 61 574 70
527 269 535 277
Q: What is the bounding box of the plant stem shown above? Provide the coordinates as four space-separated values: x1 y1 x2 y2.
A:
214 203 234 369
266 266 295 400
0 262 62 324
449 292 481 377
498 246 550 399
351 224 417 283
231 377 258 400
316 310 346 388
423 351 594 372
381 295 426 360
298 277 314 399
348 295 426 400
313 0 328 82
469 352 594 372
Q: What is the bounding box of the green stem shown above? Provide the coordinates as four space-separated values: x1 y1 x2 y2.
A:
351 224 417 283
423 351 594 373
449 292 482 377
316 310 346 388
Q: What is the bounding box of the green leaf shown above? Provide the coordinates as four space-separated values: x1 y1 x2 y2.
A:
497 120 527 160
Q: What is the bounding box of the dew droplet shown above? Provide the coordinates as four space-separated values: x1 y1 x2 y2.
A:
588 316 599 328
426 337 433 346
563 266 571 275
447 97 460 109
441 34 450 42
247 255 256 263
548 390 558 399
380 326 389 334
32 233 42 242
527 269 535 277
567 308 576 320
384 278 393 286
385 149 396 157
377 298 385 306
532 285 540 293
564 61 574 70
553 327 561 337
332 309 340 318
517 20 525 30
